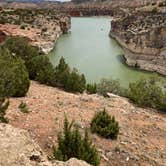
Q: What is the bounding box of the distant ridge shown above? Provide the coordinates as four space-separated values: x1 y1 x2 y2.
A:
0 0 43 2
0 0 61 2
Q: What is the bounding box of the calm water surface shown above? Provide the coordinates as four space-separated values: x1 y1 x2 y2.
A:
49 17 162 87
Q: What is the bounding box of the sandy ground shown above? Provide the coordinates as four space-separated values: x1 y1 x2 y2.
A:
7 81 166 166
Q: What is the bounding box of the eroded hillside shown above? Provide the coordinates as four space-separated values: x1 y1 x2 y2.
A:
6 81 166 166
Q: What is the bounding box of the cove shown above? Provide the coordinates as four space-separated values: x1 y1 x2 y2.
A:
49 17 161 87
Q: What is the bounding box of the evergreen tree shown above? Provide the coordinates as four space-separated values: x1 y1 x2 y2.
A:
86 83 97 94
4 36 39 71
53 116 100 166
91 109 119 139
28 55 56 85
55 57 70 87
0 47 30 97
65 69 86 93
55 57 86 93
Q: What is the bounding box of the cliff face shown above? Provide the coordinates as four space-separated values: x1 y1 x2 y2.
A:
110 11 166 75
0 9 71 54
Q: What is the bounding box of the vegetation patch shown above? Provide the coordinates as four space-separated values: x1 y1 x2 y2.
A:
18 101 29 113
0 47 30 97
128 76 166 112
4 36 39 72
91 109 119 139
53 116 100 166
54 57 86 93
3 37 86 93
86 83 97 94
97 78 126 97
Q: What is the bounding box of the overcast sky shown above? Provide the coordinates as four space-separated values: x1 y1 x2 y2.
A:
45 0 71 1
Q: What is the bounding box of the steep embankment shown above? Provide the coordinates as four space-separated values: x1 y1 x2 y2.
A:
6 81 166 166
110 11 166 75
0 9 71 54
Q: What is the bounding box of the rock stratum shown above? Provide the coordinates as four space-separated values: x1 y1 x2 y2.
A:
0 123 91 166
0 0 160 16
110 10 166 75
0 9 71 54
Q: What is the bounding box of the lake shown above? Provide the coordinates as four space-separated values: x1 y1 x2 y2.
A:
49 17 162 87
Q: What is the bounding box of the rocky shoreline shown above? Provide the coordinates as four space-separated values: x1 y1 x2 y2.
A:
110 11 166 75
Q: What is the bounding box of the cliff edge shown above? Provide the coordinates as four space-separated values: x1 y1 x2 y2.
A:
110 11 166 75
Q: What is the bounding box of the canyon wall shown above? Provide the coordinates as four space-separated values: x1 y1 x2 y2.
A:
110 11 166 75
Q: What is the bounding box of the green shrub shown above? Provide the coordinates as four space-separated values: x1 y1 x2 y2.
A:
0 48 30 97
152 7 158 13
97 78 125 97
35 66 55 86
54 57 71 87
65 69 86 93
0 98 9 123
18 101 29 113
53 116 100 166
55 57 86 93
128 77 166 112
86 83 97 94
90 109 119 139
28 55 55 83
4 36 39 70
4 37 86 93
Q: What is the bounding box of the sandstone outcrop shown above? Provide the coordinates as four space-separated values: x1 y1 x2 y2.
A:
0 9 71 54
53 158 91 166
110 11 166 75
0 123 50 166
0 123 91 166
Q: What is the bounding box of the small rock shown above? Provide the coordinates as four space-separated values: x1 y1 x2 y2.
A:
30 151 41 162
106 151 113 159
126 157 129 161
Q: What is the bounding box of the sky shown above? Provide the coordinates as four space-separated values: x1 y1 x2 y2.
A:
44 0 71 1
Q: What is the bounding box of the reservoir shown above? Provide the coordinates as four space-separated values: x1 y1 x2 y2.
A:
49 17 162 87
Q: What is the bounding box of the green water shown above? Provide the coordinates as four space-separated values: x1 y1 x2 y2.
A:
49 17 163 87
